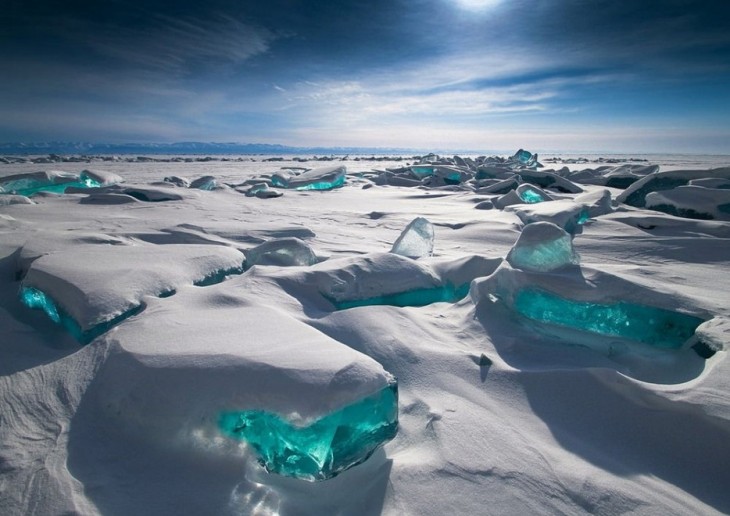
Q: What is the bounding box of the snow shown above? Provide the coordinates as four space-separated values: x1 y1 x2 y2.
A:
1 153 729 515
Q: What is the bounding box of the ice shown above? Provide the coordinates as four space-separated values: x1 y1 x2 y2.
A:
512 148 539 168
20 244 245 339
645 186 730 221
508 199 591 234
390 217 435 259
517 184 551 203
330 283 470 310
244 238 318 267
219 379 398 481
513 288 704 349
19 285 144 344
0 195 33 205
189 175 218 190
272 165 346 190
506 221 579 272
518 170 583 194
617 167 730 208
0 171 100 196
244 182 282 198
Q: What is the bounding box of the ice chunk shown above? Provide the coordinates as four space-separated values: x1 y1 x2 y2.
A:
617 167 730 207
511 149 539 168
518 170 583 194
219 380 398 481
408 165 435 178
244 183 282 198
330 283 470 310
645 186 730 221
508 199 590 234
189 176 218 190
163 176 190 187
245 238 318 267
507 222 579 272
19 285 144 343
79 169 123 186
514 288 704 349
0 170 101 197
272 165 347 191
575 189 613 218
92 299 396 477
0 195 34 205
391 217 435 259
21 244 245 341
517 184 551 204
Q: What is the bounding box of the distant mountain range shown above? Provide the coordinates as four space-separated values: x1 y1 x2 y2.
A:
0 141 430 155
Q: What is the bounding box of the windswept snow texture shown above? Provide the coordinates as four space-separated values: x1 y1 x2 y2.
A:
1 153 730 516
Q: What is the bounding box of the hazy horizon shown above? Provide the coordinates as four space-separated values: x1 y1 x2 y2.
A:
2 1 729 153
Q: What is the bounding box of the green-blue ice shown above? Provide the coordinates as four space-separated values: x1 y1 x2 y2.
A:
219 381 398 481
514 288 703 348
329 283 470 310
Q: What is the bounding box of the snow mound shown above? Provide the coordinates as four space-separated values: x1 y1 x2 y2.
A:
645 185 730 221
91 290 396 479
20 243 245 341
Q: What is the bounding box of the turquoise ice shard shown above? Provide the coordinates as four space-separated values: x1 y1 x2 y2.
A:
19 285 143 343
514 288 704 349
516 184 550 204
219 380 398 481
507 222 579 272
391 217 434 259
271 165 347 191
20 286 61 323
512 149 539 168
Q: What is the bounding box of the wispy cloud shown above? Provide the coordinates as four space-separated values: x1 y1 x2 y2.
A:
77 13 283 75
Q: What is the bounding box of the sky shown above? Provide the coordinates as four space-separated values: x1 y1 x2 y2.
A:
1 0 729 153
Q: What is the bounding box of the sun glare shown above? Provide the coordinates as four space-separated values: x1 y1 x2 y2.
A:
451 0 502 12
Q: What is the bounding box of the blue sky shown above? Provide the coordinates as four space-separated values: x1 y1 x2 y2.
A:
1 0 729 152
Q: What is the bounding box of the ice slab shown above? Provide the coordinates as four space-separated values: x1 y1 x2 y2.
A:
91 296 396 478
514 288 703 349
245 238 319 267
189 175 218 190
506 222 579 272
511 148 539 168
617 168 730 208
219 379 397 481
330 283 470 310
472 263 711 355
244 183 283 198
0 171 101 197
645 186 730 221
391 217 435 259
20 244 245 340
507 200 590 234
518 170 583 194
272 165 347 191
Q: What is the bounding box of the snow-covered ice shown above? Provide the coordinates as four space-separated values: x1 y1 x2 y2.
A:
1 151 729 515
